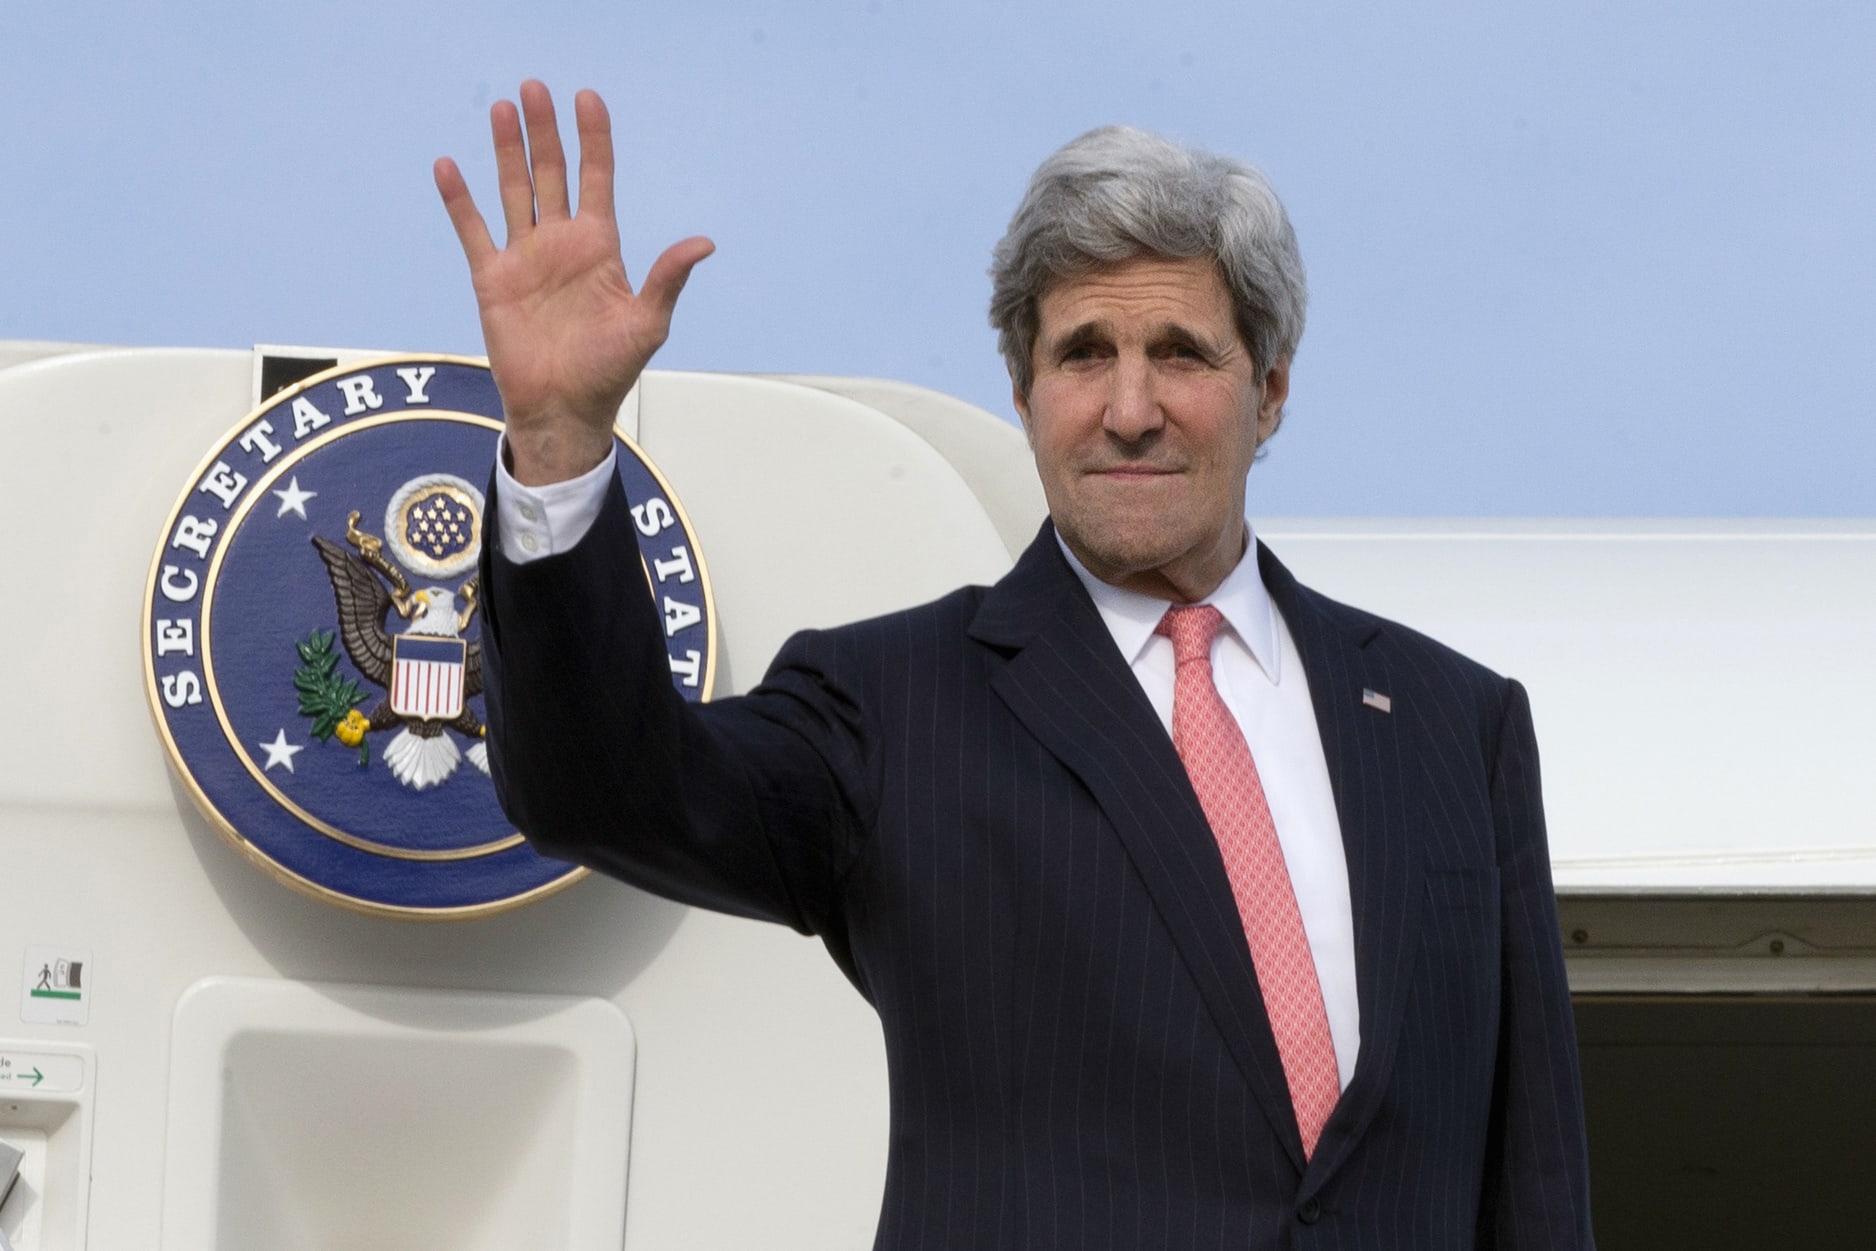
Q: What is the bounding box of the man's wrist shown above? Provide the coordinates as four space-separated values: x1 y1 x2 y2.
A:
503 417 615 487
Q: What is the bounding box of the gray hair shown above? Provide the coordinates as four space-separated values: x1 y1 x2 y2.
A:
989 125 1307 402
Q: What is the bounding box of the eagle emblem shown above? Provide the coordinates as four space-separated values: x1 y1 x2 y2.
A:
146 354 716 916
305 473 490 791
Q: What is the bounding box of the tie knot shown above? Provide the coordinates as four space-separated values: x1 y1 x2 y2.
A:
1155 603 1224 666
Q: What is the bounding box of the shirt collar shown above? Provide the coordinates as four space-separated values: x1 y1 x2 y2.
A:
1055 523 1281 683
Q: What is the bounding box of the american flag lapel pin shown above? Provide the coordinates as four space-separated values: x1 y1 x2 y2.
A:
1361 688 1392 714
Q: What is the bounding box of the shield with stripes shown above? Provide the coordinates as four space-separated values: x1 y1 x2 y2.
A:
391 634 467 720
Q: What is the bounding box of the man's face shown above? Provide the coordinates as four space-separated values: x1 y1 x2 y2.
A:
1013 254 1289 603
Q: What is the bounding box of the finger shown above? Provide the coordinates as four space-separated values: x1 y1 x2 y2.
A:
490 97 536 244
573 88 615 225
433 157 496 265
519 79 571 222
639 235 717 318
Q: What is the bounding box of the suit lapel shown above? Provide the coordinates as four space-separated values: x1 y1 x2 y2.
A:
1258 544 1425 1183
972 526 1307 1168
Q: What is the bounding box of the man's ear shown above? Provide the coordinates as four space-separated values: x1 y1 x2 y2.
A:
1012 382 1035 447
1255 357 1291 446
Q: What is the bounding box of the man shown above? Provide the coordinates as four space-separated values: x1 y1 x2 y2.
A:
440 81 1594 1248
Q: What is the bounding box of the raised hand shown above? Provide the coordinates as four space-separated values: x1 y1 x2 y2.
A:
434 80 714 486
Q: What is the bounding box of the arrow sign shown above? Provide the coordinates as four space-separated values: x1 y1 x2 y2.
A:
0 1052 81 1093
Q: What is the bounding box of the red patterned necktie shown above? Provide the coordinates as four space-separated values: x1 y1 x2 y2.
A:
1157 604 1341 1157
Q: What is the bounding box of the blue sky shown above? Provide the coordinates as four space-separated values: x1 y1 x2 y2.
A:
6 1 1872 514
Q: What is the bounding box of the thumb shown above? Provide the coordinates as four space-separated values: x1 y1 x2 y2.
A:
640 235 717 317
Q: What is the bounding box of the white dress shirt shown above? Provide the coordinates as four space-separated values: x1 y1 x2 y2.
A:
1054 535 1359 1089
497 444 1360 1087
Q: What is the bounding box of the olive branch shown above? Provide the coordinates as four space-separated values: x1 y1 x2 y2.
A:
293 629 369 764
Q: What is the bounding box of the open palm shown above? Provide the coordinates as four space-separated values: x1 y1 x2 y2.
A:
435 81 712 484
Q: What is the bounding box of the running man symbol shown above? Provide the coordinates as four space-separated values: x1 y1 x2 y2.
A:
34 965 49 991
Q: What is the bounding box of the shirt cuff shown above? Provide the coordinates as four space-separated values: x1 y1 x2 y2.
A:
494 436 616 563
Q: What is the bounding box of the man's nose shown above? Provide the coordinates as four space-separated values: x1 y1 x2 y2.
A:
1103 355 1163 442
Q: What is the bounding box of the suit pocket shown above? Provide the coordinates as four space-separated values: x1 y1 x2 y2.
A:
1423 865 1500 912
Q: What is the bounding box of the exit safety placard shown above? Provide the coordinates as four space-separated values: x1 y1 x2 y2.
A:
20 946 91 1026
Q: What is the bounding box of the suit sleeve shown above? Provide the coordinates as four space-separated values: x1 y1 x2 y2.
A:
477 470 876 947
1479 678 1597 1249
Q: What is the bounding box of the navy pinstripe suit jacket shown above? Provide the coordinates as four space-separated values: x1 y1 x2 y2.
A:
481 477 1594 1250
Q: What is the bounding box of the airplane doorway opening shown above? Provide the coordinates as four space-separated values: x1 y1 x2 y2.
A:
1562 896 1876 1251
1575 996 1876 1250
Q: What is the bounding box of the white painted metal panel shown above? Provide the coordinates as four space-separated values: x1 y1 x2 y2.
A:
1259 519 1876 891
0 346 1017 1249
